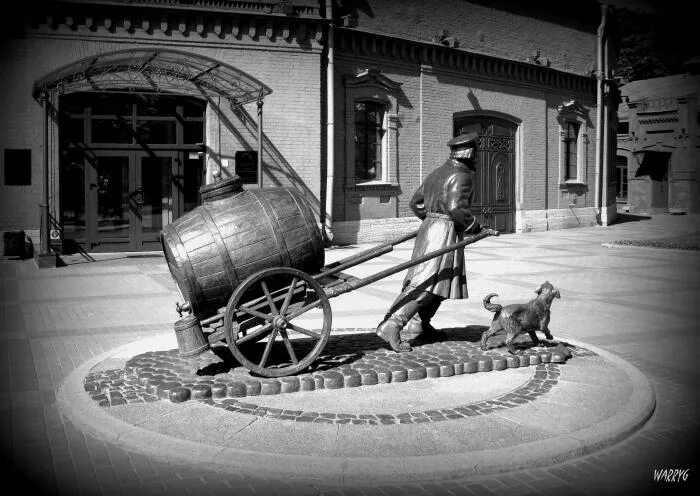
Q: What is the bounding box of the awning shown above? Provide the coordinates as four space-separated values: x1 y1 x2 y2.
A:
32 48 272 106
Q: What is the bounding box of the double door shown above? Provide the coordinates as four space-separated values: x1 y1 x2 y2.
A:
61 149 201 252
89 150 177 251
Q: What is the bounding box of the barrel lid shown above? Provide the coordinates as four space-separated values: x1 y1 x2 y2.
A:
199 175 243 196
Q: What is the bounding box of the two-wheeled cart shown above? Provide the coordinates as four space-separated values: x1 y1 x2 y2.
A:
162 181 496 378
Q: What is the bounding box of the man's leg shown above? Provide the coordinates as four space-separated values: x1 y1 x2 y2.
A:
400 294 443 342
377 289 439 351
376 288 425 352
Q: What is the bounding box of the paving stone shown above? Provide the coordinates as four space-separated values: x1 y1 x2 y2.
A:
492 357 508 371
241 379 261 396
438 361 454 377
156 381 182 400
472 355 493 372
320 371 344 389
389 366 408 383
260 379 281 395
279 377 300 393
341 370 362 388
190 384 211 400
299 376 316 391
224 382 245 398
169 387 191 403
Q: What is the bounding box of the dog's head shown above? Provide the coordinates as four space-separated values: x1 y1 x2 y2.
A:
535 281 560 301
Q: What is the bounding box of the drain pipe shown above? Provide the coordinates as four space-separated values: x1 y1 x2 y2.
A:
323 0 335 243
594 4 608 223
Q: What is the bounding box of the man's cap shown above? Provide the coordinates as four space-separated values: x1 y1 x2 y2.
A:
447 132 479 149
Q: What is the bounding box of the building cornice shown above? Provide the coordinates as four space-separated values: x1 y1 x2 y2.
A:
24 1 325 47
47 0 321 18
335 27 596 95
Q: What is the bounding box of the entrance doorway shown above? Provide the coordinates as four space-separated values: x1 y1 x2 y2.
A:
58 92 205 252
453 115 517 233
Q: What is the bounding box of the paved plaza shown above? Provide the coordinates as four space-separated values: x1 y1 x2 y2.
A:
1 213 698 495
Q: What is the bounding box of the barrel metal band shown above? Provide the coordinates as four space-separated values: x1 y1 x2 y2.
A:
253 190 292 268
198 207 240 292
168 227 207 317
288 188 323 262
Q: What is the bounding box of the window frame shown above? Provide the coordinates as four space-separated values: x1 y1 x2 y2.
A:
556 100 589 185
353 99 387 183
343 69 401 190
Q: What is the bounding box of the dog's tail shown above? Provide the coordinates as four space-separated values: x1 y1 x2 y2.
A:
483 293 502 313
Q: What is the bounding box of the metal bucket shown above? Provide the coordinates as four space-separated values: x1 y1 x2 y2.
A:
173 314 209 358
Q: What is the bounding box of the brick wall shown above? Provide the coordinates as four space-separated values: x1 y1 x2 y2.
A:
0 24 323 234
333 52 598 238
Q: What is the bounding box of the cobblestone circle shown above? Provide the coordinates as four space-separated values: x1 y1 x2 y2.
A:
84 328 596 418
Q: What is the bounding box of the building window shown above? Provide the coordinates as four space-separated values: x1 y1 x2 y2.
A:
556 100 589 185
618 121 629 135
354 101 386 182
3 149 31 186
615 155 628 201
564 122 579 181
343 69 401 190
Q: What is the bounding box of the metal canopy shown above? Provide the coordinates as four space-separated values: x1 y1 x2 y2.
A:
32 48 272 106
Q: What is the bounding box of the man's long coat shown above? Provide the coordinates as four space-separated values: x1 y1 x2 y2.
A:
403 158 480 299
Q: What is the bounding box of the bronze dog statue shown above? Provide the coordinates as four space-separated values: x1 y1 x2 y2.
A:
480 281 560 355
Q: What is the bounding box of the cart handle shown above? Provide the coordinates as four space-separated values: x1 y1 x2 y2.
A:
324 228 498 299
315 229 419 280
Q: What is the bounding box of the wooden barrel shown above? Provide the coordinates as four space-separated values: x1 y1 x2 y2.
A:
199 175 243 203
161 187 324 318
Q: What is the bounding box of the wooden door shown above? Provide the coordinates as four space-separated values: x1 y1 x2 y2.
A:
454 117 516 233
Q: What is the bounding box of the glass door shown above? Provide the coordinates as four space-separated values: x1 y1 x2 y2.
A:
135 151 176 250
88 152 135 251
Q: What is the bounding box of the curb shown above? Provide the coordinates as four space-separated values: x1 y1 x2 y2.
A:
57 334 655 484
601 242 697 252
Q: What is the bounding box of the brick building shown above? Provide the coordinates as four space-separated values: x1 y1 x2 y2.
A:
0 0 619 262
616 72 700 215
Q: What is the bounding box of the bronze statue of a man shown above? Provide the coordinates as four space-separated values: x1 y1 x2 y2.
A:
376 132 481 352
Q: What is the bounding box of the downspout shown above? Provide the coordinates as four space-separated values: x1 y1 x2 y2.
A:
40 92 50 256
323 0 335 242
602 31 610 225
594 4 608 223
256 89 264 189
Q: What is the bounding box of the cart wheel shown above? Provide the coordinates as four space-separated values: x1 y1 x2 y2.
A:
223 267 332 377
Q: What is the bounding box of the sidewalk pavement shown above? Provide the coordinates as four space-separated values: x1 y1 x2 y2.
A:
1 213 699 495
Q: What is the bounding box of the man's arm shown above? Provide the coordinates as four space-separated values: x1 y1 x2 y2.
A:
445 173 481 234
409 184 426 220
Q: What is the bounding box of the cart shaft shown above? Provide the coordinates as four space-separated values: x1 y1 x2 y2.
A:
316 230 418 280
324 229 495 299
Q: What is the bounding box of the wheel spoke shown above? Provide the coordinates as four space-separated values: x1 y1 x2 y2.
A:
286 299 321 321
258 328 278 368
287 322 321 340
260 280 278 314
280 277 299 316
238 305 273 322
236 322 273 346
278 328 298 364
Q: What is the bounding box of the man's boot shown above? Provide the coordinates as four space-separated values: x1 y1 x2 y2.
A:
400 296 442 342
376 317 412 352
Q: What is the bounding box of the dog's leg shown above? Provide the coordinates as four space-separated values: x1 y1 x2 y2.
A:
539 312 553 340
480 321 502 351
527 330 540 347
503 321 523 355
